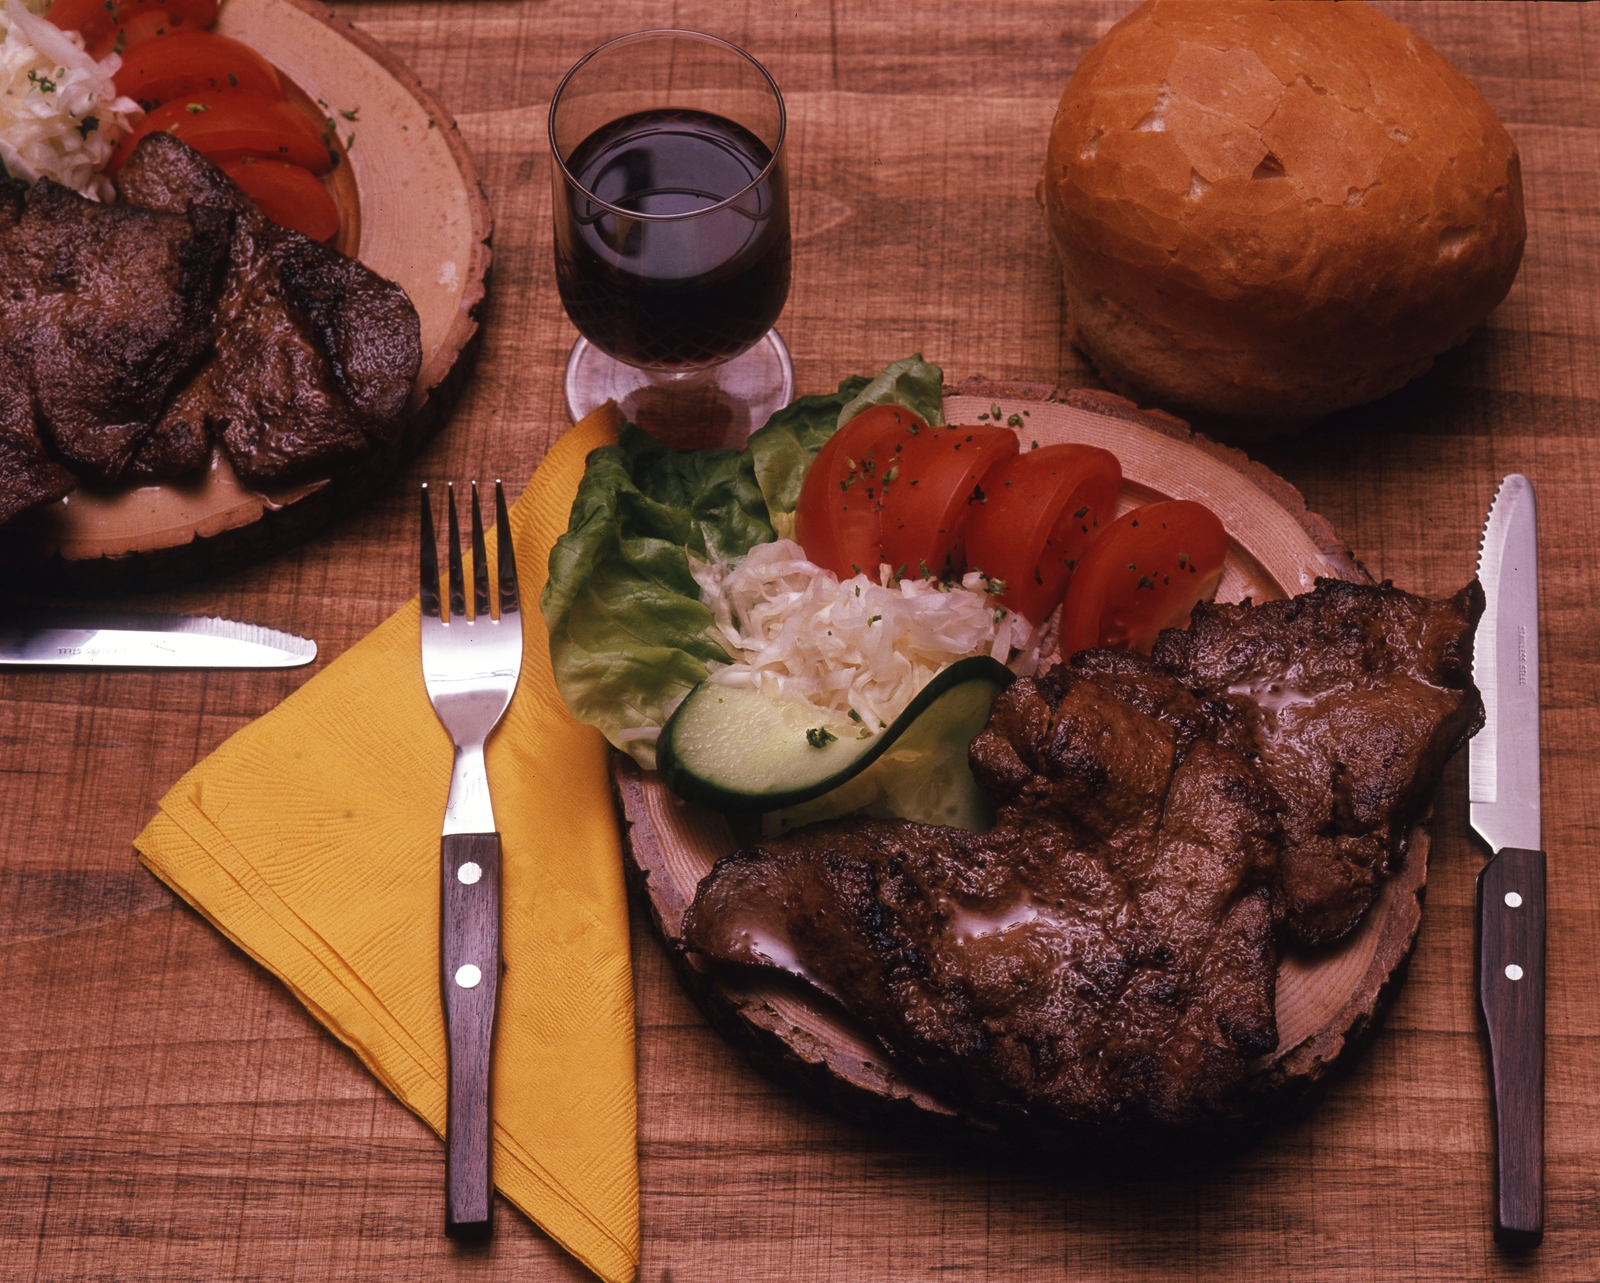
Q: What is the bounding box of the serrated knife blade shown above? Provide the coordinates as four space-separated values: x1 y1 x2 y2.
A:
1469 473 1544 1250
0 613 316 668
1471 472 1541 852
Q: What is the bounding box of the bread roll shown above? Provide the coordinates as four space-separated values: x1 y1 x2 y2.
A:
1042 0 1525 426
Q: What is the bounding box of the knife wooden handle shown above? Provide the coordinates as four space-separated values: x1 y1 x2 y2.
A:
440 831 501 1240
1477 846 1545 1249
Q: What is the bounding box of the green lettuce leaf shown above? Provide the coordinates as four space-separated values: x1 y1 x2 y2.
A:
746 354 945 540
746 374 869 541
834 352 946 433
542 357 945 767
541 424 774 768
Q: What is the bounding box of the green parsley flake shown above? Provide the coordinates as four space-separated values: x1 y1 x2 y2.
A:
806 727 837 749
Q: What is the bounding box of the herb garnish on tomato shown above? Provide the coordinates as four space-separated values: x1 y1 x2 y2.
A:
1058 499 1228 656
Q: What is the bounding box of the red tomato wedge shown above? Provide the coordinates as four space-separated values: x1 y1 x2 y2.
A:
114 32 283 109
794 404 928 580
223 159 338 242
879 424 1018 582
1058 500 1228 657
107 92 333 175
963 443 1122 623
42 0 120 45
48 0 220 59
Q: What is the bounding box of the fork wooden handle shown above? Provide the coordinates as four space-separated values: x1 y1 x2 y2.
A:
1477 847 1545 1249
440 831 501 1240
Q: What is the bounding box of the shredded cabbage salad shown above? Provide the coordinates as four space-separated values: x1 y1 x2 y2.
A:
0 0 140 200
690 539 1043 735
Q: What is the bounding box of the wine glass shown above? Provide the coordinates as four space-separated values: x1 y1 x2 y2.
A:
549 30 792 448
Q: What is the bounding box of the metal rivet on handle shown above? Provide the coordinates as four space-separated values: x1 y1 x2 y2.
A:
457 861 482 886
455 964 482 989
1505 964 1524 982
1504 891 1523 908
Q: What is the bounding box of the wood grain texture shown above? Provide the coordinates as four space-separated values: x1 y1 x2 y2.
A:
440 831 502 1240
2 1 1599 1279
1477 846 1547 1248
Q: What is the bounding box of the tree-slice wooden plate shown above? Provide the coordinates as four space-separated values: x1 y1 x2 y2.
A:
612 383 1431 1155
3 0 491 595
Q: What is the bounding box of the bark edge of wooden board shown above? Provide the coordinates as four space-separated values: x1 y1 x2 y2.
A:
3 0 493 596
611 381 1431 1156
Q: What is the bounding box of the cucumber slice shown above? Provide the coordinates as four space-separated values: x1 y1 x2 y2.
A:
761 672 1003 835
656 655 1014 814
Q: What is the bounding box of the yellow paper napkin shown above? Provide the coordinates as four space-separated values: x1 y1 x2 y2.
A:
136 404 637 1283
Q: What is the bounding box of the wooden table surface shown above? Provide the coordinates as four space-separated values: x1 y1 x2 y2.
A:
4 1 1598 1279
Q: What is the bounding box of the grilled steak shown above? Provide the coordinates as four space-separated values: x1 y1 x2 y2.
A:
0 173 229 495
0 135 422 525
0 346 75 526
1145 577 1486 946
682 578 1482 1134
117 133 421 487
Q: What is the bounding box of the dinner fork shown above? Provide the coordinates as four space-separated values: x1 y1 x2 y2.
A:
419 479 523 1240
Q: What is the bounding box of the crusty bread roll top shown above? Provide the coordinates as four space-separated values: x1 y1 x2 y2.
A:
1043 0 1525 425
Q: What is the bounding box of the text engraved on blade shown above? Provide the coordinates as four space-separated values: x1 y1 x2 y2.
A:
1518 623 1528 685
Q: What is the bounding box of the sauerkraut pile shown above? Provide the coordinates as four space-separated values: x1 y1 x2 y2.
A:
690 539 1043 735
0 0 139 200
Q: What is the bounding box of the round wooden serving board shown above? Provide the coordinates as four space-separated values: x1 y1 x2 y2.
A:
612 383 1431 1155
5 0 492 594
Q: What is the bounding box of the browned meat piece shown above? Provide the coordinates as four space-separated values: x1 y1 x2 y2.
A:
683 579 1482 1133
0 345 76 525
117 133 421 487
1144 578 1485 946
0 174 228 485
686 667 1284 1135
0 180 75 522
123 387 212 479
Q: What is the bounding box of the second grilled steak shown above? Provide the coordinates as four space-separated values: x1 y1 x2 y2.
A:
0 173 228 498
117 133 421 486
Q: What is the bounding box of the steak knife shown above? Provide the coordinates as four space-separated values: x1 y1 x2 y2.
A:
1469 473 1544 1249
0 613 316 668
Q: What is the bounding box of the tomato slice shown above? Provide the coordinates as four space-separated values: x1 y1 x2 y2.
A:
223 159 338 241
794 404 928 580
43 0 120 46
113 32 282 109
1058 499 1229 657
50 0 222 59
108 91 333 175
962 443 1122 623
878 424 1018 582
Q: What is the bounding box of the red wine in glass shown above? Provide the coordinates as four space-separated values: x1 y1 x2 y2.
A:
554 107 791 370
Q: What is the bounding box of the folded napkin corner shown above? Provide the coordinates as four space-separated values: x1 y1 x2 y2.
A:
137 402 640 1283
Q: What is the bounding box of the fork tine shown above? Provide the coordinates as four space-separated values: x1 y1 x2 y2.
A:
470 480 490 621
446 482 466 620
420 484 441 619
495 480 520 616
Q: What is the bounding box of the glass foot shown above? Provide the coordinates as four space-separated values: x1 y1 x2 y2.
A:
564 329 795 451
